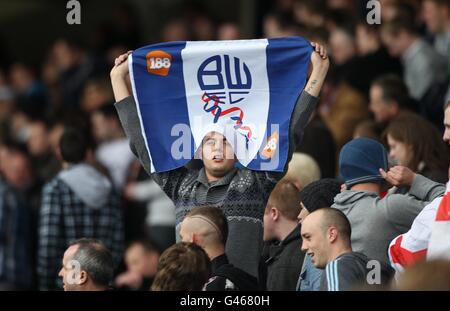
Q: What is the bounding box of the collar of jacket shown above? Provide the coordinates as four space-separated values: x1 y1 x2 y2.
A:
282 224 302 245
196 167 238 187
266 224 301 264
210 253 229 273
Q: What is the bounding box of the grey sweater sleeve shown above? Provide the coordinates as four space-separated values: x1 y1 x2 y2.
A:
288 90 318 165
114 96 153 176
384 175 445 231
260 90 318 183
408 174 446 202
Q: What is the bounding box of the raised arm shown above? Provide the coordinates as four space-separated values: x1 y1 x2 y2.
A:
110 50 133 102
304 42 329 97
259 42 329 186
110 51 155 176
110 51 188 200
285 42 329 169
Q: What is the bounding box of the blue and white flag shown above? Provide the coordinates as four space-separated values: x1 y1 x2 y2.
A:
129 37 312 173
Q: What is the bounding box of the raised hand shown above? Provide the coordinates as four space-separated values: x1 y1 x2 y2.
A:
304 42 329 97
110 50 133 102
380 166 417 187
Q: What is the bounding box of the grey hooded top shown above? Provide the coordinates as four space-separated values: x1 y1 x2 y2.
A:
332 174 445 264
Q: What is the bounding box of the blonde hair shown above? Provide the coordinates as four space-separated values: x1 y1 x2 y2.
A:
284 153 321 189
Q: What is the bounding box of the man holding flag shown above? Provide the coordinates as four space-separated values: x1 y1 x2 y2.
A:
110 39 329 277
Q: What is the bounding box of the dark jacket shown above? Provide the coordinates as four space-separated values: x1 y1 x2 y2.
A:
204 254 259 291
320 252 394 291
259 225 304 291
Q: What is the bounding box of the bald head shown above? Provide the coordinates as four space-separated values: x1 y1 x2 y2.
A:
301 208 352 268
302 208 352 246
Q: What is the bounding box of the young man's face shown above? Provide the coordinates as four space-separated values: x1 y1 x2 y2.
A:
301 212 330 269
201 132 236 179
58 244 80 291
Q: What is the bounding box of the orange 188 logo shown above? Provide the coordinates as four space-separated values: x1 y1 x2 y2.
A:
146 50 172 76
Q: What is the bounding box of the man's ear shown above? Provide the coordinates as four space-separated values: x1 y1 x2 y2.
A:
78 270 88 285
270 207 279 221
192 233 199 244
328 227 338 243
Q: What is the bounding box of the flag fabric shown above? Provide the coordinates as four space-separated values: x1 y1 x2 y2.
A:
128 37 312 173
427 184 450 260
389 181 450 276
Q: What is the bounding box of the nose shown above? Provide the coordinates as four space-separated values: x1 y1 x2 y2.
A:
212 139 222 150
301 240 307 252
443 130 450 144
58 268 64 278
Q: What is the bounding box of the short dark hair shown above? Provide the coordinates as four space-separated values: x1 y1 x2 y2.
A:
69 238 114 287
299 178 342 213
127 238 162 255
372 74 410 109
316 208 352 244
186 207 228 245
59 127 89 163
151 242 211 291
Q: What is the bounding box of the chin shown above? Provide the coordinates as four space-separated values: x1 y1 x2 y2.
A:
208 163 234 175
209 168 230 178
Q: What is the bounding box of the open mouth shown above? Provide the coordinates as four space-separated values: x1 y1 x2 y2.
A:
212 155 224 162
